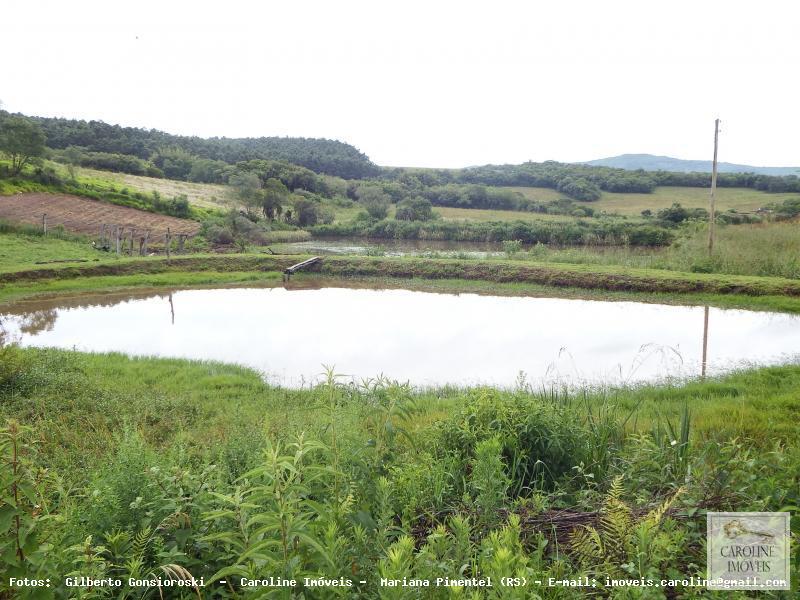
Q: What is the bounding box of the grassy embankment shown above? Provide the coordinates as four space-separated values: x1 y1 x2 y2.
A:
2 224 800 313
296 222 800 280
1 346 798 598
3 239 800 313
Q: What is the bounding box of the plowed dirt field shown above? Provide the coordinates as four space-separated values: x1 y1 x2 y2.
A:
0 193 201 238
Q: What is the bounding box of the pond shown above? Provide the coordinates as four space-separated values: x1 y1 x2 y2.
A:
276 237 665 260
2 284 798 388
277 237 508 257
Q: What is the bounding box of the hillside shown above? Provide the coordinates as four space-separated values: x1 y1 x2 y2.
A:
3 111 379 180
585 153 800 176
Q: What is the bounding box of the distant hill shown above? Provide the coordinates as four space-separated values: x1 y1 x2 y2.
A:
584 154 800 176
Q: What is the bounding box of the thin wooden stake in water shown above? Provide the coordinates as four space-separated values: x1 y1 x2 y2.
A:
708 118 720 255
701 305 710 378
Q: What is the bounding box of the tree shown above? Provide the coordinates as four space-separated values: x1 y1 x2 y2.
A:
0 117 46 176
292 197 319 227
356 184 390 220
261 178 289 221
228 171 262 216
395 197 434 221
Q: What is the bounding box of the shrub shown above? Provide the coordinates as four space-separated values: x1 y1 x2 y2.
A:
0 345 30 392
434 390 588 492
395 197 434 221
502 239 523 256
356 185 391 220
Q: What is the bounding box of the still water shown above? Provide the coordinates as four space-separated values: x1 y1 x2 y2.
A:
278 238 664 259
1 285 798 388
280 238 507 257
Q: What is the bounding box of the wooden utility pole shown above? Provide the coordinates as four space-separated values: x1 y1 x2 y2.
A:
708 118 720 254
165 227 172 262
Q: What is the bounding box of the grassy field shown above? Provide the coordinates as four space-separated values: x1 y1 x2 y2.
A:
76 166 230 209
435 206 578 222
0 230 106 272
1 346 798 597
505 222 800 280
508 185 797 215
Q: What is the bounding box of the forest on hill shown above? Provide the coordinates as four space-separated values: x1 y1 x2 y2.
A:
2 111 800 208
7 111 379 180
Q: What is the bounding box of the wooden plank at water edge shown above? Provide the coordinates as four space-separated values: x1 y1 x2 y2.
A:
283 256 322 275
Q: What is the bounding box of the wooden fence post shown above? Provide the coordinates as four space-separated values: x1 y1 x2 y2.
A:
165 227 171 262
42 213 47 236
115 226 121 255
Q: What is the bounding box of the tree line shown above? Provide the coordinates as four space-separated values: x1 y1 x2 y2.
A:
381 162 800 200
313 217 674 246
3 111 378 180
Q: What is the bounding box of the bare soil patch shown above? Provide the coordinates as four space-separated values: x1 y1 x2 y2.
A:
0 193 201 238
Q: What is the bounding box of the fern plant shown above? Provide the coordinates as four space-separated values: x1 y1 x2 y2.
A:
570 476 685 581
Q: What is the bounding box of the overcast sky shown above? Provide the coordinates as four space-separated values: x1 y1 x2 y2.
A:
3 0 798 168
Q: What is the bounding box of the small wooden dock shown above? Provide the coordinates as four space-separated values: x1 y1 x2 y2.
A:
283 256 321 280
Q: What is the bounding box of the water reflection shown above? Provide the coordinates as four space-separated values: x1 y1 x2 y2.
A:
279 237 664 259
1 286 798 388
702 306 709 378
281 238 506 257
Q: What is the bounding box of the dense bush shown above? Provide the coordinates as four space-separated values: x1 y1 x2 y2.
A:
355 184 391 219
395 197 434 221
434 390 589 491
50 146 164 177
555 176 602 201
767 196 800 219
656 202 709 224
313 217 674 246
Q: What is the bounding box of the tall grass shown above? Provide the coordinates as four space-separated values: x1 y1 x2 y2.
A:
512 222 800 278
1 348 799 597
